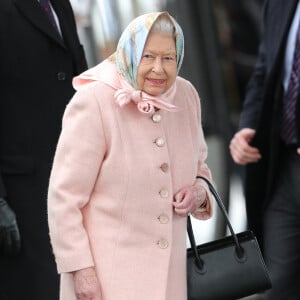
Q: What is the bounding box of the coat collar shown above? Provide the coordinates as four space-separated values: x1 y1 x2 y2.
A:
13 0 65 48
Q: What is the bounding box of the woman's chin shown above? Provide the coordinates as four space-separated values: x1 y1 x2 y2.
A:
143 86 167 96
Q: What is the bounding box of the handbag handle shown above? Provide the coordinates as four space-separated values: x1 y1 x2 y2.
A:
187 176 244 270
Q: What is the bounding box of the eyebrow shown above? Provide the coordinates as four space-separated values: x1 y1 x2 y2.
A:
143 49 177 55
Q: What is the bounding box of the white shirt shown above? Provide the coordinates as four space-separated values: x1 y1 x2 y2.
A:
50 3 62 36
37 0 62 36
283 1 300 91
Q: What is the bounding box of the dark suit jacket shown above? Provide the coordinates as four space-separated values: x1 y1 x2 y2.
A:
239 0 300 244
0 0 87 299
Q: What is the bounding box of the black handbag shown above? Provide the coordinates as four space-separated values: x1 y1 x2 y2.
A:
187 176 272 300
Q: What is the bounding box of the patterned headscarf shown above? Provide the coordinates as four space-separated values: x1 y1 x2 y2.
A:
114 11 184 89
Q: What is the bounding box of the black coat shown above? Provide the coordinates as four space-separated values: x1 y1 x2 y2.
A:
0 0 87 299
240 0 300 245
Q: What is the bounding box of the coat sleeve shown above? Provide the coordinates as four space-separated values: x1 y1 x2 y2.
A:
47 83 106 273
188 82 213 220
239 42 266 130
239 1 268 130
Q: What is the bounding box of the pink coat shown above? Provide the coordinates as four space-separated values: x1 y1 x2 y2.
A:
47 75 212 300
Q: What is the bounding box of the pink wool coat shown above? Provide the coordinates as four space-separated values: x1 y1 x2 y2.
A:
47 74 212 300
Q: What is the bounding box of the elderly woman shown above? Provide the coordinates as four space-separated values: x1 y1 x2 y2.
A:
47 11 213 300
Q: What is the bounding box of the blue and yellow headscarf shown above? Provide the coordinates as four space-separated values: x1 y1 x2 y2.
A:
114 11 184 89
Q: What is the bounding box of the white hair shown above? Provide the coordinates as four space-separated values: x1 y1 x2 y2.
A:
150 14 176 37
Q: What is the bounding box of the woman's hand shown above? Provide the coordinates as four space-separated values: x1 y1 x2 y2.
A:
230 128 261 165
173 185 207 217
73 267 102 300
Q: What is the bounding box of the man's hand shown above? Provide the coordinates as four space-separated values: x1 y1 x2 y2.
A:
0 197 21 256
230 128 261 165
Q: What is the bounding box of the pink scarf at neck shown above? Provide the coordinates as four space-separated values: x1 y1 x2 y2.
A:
73 59 178 114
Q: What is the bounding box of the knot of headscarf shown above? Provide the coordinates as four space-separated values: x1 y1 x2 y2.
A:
114 75 178 114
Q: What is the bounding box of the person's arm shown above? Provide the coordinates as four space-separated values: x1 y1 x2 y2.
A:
47 84 106 273
230 2 269 165
239 1 268 131
239 43 266 130
173 82 213 219
48 85 105 298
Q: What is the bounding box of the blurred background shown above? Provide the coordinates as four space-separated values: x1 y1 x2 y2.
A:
70 0 264 244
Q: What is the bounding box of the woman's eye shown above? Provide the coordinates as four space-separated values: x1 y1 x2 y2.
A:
143 54 153 59
163 56 174 61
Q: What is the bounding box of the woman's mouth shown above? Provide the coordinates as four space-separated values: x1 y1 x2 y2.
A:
146 78 166 85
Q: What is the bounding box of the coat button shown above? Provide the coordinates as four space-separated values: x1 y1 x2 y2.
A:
159 188 169 198
158 214 169 224
57 72 66 81
160 163 169 173
157 238 169 249
152 113 162 123
155 137 165 147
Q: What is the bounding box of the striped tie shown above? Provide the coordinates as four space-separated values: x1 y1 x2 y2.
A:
281 23 300 144
38 0 59 32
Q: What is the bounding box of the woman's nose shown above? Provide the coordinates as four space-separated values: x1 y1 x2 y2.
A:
152 57 163 73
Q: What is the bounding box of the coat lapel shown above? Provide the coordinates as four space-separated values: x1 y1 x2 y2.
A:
13 0 65 48
268 0 298 63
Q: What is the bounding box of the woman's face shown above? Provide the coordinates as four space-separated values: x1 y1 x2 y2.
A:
137 32 177 96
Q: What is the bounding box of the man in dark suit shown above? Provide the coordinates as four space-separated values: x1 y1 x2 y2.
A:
230 0 300 298
0 0 87 299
